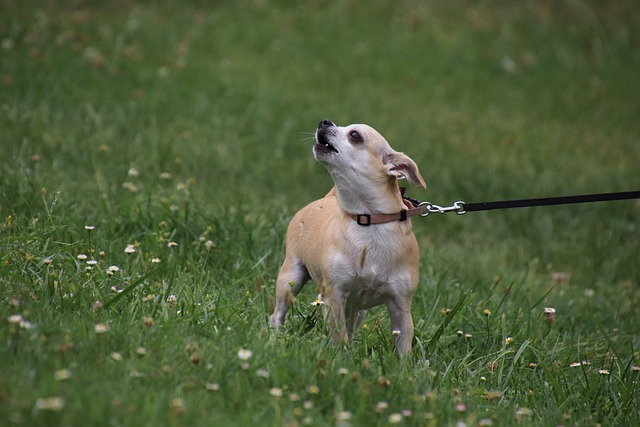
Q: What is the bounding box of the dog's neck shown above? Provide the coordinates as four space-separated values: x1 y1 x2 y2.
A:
331 176 405 215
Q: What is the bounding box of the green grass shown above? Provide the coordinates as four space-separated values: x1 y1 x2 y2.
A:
2 0 640 425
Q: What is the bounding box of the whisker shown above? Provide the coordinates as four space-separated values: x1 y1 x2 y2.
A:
298 132 316 144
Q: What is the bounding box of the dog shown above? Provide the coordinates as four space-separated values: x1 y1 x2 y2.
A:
270 120 426 355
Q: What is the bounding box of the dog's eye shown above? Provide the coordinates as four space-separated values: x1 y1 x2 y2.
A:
348 130 363 143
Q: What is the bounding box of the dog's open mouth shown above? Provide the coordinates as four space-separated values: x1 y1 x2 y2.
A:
315 131 339 154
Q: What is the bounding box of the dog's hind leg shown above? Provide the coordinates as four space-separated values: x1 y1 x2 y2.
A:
270 257 310 328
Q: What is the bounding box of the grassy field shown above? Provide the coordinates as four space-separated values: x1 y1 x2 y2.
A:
2 0 640 425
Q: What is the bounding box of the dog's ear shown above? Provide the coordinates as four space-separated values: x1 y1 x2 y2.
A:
384 152 426 188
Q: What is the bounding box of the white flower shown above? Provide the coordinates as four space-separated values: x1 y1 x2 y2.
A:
124 244 136 254
77 254 88 260
150 257 161 263
336 411 351 421
127 168 139 177
54 369 71 381
110 352 123 361
84 225 95 230
8 314 23 325
237 348 253 360
7 314 31 329
269 387 283 397
94 323 110 334
256 369 270 379
389 413 403 423
167 241 178 248
20 320 32 329
35 396 65 411
374 401 388 413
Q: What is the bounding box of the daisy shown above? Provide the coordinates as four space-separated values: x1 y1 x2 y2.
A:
8 314 23 325
237 348 253 360
35 396 65 411
94 323 109 334
107 265 120 273
374 401 388 413
54 369 71 381
124 244 136 254
269 387 283 397
388 413 403 424
336 411 351 421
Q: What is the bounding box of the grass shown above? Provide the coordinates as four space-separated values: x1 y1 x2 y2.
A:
1 0 639 425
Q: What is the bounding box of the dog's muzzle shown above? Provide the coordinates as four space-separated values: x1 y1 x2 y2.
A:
315 119 339 154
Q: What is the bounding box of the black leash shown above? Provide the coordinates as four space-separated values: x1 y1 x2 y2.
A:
405 190 640 217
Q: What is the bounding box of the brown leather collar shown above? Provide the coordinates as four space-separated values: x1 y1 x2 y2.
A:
350 197 422 226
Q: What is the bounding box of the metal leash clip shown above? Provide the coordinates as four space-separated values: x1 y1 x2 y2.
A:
418 201 466 217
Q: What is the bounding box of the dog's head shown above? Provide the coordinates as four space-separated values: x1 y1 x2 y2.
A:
314 120 426 190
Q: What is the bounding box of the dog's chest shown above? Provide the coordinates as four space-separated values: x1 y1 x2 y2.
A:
327 225 410 302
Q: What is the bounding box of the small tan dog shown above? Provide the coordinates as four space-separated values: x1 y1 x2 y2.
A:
270 120 426 355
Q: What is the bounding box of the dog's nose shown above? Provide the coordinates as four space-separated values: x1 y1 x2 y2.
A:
318 119 334 129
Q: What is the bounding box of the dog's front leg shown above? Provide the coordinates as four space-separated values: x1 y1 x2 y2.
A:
386 297 414 356
346 308 368 341
321 288 349 345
